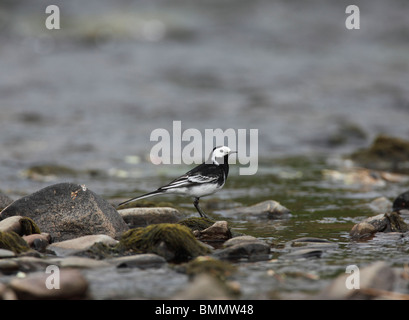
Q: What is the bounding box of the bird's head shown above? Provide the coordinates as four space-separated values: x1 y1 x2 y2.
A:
210 146 237 165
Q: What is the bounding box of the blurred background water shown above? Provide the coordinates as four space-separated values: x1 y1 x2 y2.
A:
1 0 409 198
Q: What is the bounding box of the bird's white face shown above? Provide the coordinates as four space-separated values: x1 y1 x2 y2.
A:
210 146 235 165
213 146 232 158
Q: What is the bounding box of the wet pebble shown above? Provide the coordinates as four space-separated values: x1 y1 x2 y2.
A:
219 200 291 219
22 233 51 252
47 234 118 257
280 248 323 260
193 220 232 242
368 197 392 213
319 261 395 299
109 253 167 269
8 268 89 300
214 236 271 261
48 256 111 269
350 212 408 240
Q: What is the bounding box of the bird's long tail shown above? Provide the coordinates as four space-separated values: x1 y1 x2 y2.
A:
117 189 165 208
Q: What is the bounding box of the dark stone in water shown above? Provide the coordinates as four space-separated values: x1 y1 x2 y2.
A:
350 135 409 173
393 190 409 213
0 183 129 242
280 248 323 260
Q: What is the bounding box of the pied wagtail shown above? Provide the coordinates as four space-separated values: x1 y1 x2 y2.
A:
118 146 237 218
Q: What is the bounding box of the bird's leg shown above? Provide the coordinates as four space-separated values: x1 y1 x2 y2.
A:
193 197 208 218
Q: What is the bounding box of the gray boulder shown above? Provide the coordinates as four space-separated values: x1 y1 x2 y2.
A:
0 183 128 242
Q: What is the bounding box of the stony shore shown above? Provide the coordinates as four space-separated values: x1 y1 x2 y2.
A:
1 179 409 300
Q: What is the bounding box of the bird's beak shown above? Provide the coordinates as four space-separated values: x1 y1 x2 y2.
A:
229 151 238 155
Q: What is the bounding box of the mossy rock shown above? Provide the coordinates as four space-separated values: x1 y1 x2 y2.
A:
0 231 30 254
20 217 41 235
178 217 216 232
350 135 409 172
185 256 237 281
117 223 210 262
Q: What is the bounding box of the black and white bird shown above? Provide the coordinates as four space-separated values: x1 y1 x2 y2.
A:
118 146 237 218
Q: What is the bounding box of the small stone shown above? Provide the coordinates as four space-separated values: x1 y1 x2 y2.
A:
219 200 291 219
350 212 408 239
48 256 111 269
9 268 88 299
118 207 182 228
47 234 118 257
214 240 270 261
0 248 16 258
0 216 23 234
193 221 232 242
280 248 323 260
23 233 51 251
223 235 259 247
319 261 395 299
290 237 338 249
368 197 393 213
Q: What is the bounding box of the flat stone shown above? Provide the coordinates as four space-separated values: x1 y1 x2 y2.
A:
0 216 24 234
193 221 232 242
119 207 182 228
48 256 111 269
9 268 88 299
219 200 291 219
109 253 167 269
47 234 118 256
350 212 408 239
280 248 323 260
0 248 16 258
223 236 259 247
214 241 271 261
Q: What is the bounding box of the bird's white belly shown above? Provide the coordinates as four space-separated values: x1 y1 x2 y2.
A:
170 183 224 198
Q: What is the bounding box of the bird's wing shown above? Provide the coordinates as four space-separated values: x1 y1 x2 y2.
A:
159 173 219 190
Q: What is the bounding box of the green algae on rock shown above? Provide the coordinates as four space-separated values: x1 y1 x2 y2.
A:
19 217 41 235
178 217 216 232
118 223 210 262
0 231 30 254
